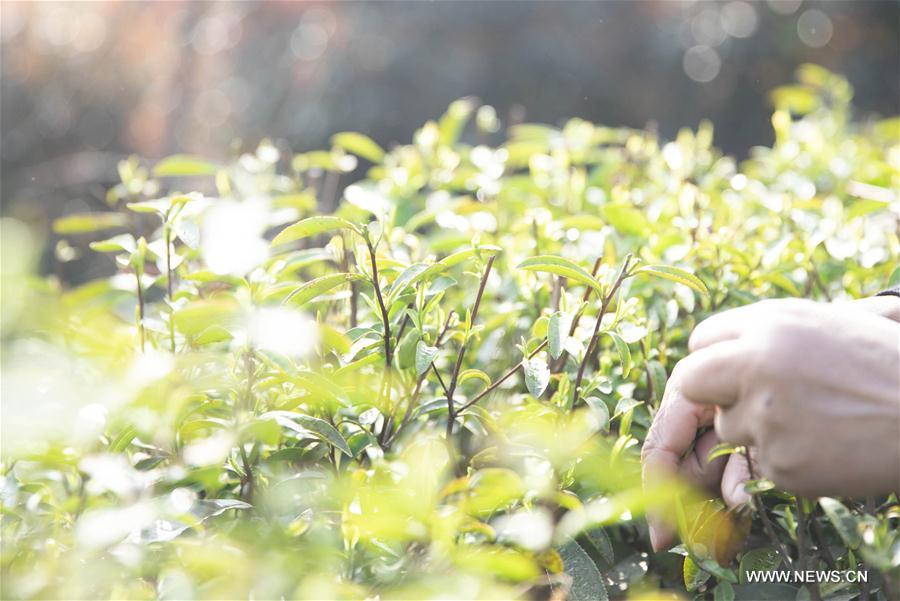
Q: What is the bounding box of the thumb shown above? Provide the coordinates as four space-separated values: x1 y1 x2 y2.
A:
721 450 756 508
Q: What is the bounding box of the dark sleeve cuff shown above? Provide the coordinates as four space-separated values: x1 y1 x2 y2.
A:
876 286 900 298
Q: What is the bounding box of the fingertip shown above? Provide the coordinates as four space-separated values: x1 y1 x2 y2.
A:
649 523 673 552
721 453 753 508
724 482 751 508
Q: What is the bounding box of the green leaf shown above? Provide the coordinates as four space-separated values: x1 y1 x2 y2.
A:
53 212 128 235
127 193 199 217
387 263 429 304
600 202 649 237
760 272 801 297
271 216 362 247
612 397 642 419
604 330 632 376
559 541 608 601
415 341 438 376
524 357 550 398
458 369 491 388
743 479 774 494
584 397 610 431
636 265 709 296
194 499 253 519
173 298 240 337
261 411 352 456
646 359 667 402
153 154 219 177
714 580 735 601
584 528 615 566
739 548 782 583
438 97 476 145
331 132 385 163
517 256 603 294
548 311 572 360
683 555 711 592
347 430 378 458
108 425 137 453
407 245 502 289
707 442 743 463
283 273 366 306
888 265 900 288
769 85 818 114
289 372 351 407
90 234 136 254
819 497 861 549
731 583 798 601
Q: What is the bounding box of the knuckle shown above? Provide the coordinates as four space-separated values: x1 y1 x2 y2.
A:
759 441 801 483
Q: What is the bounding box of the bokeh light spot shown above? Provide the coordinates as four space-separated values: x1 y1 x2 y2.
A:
683 45 721 83
797 9 833 48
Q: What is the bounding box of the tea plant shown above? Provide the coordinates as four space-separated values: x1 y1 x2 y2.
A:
2 65 898 600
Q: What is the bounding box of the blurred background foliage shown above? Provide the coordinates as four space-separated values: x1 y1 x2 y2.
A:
1 0 898 240
1 59 898 599
1 2 899 600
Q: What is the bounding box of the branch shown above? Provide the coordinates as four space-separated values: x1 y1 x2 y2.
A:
383 311 456 448
445 256 496 438
432 364 450 397
135 269 146 353
457 339 548 413
550 257 603 372
745 449 794 568
367 240 392 367
572 254 632 403
796 499 822 601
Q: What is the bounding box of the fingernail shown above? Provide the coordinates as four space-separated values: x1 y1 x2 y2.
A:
649 527 660 552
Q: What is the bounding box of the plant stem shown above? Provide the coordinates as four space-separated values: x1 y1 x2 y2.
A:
343 234 358 329
367 239 396 420
239 443 254 503
809 263 833 301
432 364 450 397
383 311 455 448
639 339 654 402
135 269 146 352
810 509 837 570
457 340 548 413
572 254 632 403
860 498 874 601
165 226 174 300
744 449 793 568
165 225 176 352
445 256 495 439
796 499 822 601
367 240 392 367
550 257 603 372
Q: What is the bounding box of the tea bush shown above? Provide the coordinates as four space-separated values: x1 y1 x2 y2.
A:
2 65 898 600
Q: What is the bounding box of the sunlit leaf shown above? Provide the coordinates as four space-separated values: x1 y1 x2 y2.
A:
548 311 573 360
604 330 632 376
819 497 862 549
415 341 438 376
517 256 603 294
283 273 366 306
407 245 502 289
524 357 550 397
53 212 129 235
683 555 711 592
560 540 608 601
738 548 781 583
331 132 385 163
153 154 220 177
261 411 352 456
271 216 363 246
636 265 709 296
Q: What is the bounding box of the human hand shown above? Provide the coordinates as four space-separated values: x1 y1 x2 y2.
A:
642 296 900 551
